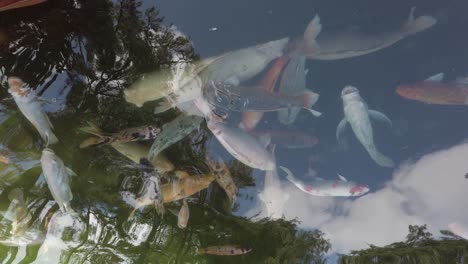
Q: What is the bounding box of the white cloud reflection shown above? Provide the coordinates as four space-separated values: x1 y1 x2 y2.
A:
251 141 468 254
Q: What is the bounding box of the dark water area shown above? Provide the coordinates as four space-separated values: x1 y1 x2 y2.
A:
0 0 467 263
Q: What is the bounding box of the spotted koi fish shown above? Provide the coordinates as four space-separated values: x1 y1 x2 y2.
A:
80 125 160 148
197 245 251 256
280 166 369 197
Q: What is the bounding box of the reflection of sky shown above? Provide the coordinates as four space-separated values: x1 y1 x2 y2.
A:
243 140 468 254
149 0 468 257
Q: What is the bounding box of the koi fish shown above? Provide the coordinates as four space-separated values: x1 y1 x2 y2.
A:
40 148 75 213
0 0 47 12
8 77 58 145
337 86 395 168
207 120 275 171
206 157 237 208
240 55 290 131
258 145 289 219
197 245 251 256
303 7 436 60
277 55 308 125
148 114 203 161
280 167 369 197
131 158 165 217
79 122 174 172
250 129 319 149
200 38 289 86
205 81 321 116
79 125 161 148
177 199 189 229
124 55 222 107
162 173 215 203
396 73 468 105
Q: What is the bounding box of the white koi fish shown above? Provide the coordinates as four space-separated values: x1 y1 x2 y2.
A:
280 166 369 197
8 77 58 145
40 148 75 213
303 7 437 60
337 86 395 168
207 119 275 171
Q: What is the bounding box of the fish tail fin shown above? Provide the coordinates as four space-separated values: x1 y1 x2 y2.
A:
196 248 206 255
79 137 106 148
403 7 437 36
63 204 75 214
302 15 322 57
46 132 59 146
239 112 264 132
367 147 395 168
43 132 58 146
128 207 139 220
155 202 165 217
78 122 105 137
298 90 322 117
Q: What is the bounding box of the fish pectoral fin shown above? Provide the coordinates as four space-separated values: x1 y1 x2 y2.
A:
425 72 444 82
368 110 392 127
336 118 348 141
337 174 348 182
65 167 77 177
307 108 322 117
154 99 173 114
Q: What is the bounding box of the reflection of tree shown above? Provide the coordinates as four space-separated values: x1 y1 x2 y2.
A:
0 0 196 113
339 225 468 264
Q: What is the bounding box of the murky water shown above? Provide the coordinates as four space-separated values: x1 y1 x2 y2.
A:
0 0 468 263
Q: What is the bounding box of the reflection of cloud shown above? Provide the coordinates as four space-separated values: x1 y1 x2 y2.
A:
253 142 468 254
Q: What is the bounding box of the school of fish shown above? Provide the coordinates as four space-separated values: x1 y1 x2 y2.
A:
5 5 462 257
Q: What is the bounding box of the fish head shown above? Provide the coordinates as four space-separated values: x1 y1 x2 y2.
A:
7 77 31 97
41 148 59 164
349 184 369 196
341 86 360 98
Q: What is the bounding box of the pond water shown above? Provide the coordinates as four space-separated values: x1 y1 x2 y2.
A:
0 0 468 263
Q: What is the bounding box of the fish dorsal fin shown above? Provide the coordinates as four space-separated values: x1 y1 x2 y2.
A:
455 77 468 85
338 174 348 182
425 72 444 82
